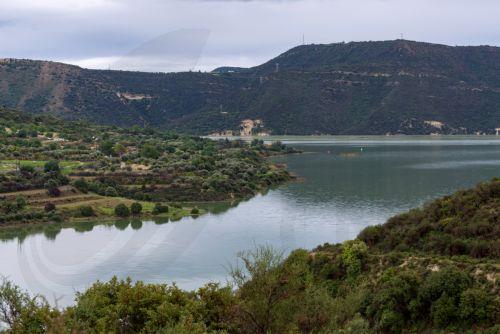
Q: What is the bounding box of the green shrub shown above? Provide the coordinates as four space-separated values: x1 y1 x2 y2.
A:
15 197 27 210
114 204 130 217
78 205 95 217
140 144 160 159
191 207 200 215
99 140 115 156
458 288 497 325
130 202 143 215
19 164 35 173
378 310 404 334
358 225 383 246
105 187 118 197
152 203 169 215
341 240 368 278
431 292 457 327
73 178 89 193
44 160 60 173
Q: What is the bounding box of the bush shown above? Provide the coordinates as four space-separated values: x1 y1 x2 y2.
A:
114 203 130 217
140 144 160 159
47 186 61 197
44 160 60 173
358 225 383 246
341 240 368 278
19 164 35 173
44 203 56 212
78 205 95 217
191 207 200 215
431 292 457 327
73 178 89 193
15 197 27 210
458 288 496 325
130 202 142 215
105 187 118 197
152 203 169 215
99 140 115 156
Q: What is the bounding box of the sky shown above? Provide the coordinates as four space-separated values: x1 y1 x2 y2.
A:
0 0 499 72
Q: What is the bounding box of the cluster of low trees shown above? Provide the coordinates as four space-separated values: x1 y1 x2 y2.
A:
0 161 69 224
0 245 497 333
0 108 293 206
0 108 294 224
0 161 68 194
359 178 500 259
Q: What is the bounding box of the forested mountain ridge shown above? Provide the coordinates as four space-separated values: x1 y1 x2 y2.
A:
1 40 499 135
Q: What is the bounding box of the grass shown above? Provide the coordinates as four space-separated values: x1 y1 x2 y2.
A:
0 160 85 175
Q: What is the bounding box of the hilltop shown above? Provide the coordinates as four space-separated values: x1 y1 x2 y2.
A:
1 40 499 135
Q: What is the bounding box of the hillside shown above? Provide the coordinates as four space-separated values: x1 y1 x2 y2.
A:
1 179 498 333
1 40 499 135
0 107 293 226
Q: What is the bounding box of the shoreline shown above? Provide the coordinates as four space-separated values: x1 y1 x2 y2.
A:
0 175 298 235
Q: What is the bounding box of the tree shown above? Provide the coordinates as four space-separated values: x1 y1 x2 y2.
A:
140 144 160 159
105 187 118 197
44 160 60 174
130 202 142 215
230 246 311 334
99 140 115 156
114 204 130 217
19 164 35 174
152 203 168 215
0 278 56 332
73 178 88 193
78 205 95 217
341 240 368 278
15 197 27 210
113 142 127 157
458 288 497 325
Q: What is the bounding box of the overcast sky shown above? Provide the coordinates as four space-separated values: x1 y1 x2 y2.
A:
1 0 499 72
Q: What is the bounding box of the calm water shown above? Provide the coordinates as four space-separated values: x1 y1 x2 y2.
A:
1 137 499 305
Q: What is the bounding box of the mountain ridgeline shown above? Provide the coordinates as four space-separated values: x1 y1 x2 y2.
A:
1 40 499 135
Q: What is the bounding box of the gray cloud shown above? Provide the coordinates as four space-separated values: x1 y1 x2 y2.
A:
0 0 499 72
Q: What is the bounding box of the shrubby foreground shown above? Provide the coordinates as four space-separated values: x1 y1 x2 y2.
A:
0 179 498 333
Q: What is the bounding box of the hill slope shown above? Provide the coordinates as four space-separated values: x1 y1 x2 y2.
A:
1 40 499 135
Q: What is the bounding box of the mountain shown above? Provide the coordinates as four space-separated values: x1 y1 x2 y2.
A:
1 40 499 135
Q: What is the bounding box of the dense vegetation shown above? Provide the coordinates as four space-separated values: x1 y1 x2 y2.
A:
359 179 499 259
0 108 293 225
1 40 499 135
1 180 498 333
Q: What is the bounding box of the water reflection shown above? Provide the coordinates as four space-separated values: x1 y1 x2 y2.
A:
0 201 238 244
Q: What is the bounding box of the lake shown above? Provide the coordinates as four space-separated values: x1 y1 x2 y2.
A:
1 136 499 306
